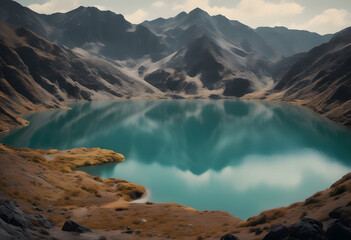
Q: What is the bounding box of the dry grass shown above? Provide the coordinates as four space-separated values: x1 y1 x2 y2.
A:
0 144 143 209
116 181 146 201
304 196 321 206
331 173 351 187
245 209 285 227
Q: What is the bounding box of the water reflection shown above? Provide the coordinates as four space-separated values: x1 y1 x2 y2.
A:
3 100 351 173
79 149 349 218
2 100 351 218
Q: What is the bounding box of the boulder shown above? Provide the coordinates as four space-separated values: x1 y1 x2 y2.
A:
328 206 351 221
329 207 343 219
263 217 327 240
326 219 351 240
61 220 92 233
220 233 239 240
263 224 289 240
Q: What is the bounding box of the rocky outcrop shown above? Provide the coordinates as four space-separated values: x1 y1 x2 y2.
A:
0 199 55 240
0 199 34 229
262 216 351 240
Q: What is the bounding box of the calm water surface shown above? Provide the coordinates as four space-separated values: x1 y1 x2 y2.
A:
2 100 351 219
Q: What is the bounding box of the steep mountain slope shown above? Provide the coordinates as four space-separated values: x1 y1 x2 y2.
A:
143 8 331 59
0 0 50 37
0 22 160 132
139 8 334 97
0 0 168 60
141 34 273 97
143 8 276 59
268 27 351 126
256 26 332 57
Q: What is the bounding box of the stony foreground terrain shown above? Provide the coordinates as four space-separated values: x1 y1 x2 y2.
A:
1 144 351 239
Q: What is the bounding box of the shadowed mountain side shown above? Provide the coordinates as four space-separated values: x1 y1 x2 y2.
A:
0 0 169 61
0 0 50 38
256 26 332 57
268 27 351 127
0 22 160 132
44 7 169 61
269 53 305 80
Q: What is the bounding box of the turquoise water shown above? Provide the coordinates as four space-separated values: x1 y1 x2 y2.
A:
2 100 351 219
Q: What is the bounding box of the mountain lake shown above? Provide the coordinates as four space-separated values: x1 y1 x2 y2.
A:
2 100 351 219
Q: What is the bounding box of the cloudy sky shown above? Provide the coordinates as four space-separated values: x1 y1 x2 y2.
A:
16 0 351 34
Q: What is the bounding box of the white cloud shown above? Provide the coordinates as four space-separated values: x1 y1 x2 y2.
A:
290 8 351 34
28 0 80 14
28 0 108 14
176 150 349 191
125 9 149 24
25 0 350 34
152 1 166 8
113 149 349 193
173 0 304 27
27 0 149 24
93 5 107 11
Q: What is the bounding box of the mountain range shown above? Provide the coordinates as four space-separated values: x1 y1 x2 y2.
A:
0 0 350 131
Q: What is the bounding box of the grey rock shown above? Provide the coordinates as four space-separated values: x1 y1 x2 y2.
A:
263 217 327 240
329 207 343 219
61 220 92 233
220 233 239 240
326 219 351 240
32 215 55 229
0 199 33 229
0 226 12 240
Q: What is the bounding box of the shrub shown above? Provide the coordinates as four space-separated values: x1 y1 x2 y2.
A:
330 185 346 197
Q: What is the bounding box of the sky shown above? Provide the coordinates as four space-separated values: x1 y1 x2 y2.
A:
15 0 351 34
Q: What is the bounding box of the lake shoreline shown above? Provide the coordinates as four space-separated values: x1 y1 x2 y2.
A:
1 94 350 134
